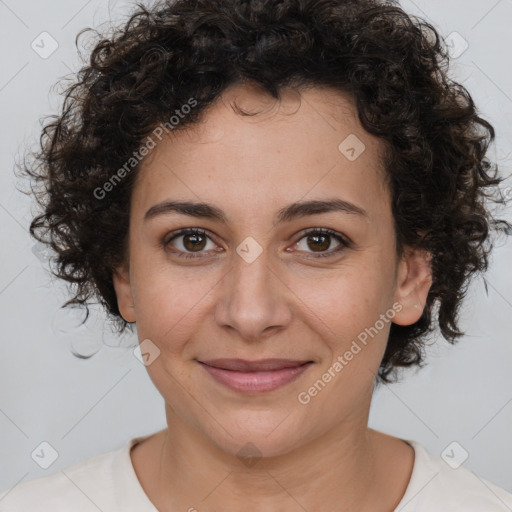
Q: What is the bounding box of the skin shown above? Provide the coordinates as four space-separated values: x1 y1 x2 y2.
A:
113 82 432 511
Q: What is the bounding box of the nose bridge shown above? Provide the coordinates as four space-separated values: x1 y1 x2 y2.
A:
215 236 292 341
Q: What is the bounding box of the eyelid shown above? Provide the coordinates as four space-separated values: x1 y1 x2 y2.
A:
163 227 221 259
293 227 352 247
164 227 215 246
290 227 351 258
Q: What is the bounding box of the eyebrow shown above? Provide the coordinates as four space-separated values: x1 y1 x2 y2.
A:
144 198 368 224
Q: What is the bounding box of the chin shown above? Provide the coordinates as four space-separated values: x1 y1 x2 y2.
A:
216 431 301 461
203 409 308 460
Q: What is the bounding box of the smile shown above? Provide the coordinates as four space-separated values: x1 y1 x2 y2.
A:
197 359 314 393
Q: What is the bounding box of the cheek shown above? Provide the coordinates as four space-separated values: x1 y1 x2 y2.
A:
300 258 393 325
298 259 395 366
129 258 216 347
295 272 394 413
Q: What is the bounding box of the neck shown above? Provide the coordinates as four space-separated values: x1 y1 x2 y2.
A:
147 392 392 511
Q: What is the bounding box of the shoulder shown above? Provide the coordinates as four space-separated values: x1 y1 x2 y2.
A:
0 437 141 512
397 440 512 511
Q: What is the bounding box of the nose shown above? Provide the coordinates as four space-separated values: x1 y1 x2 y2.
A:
214 242 293 343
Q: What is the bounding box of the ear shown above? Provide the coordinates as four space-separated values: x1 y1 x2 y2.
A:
392 246 432 326
112 262 137 323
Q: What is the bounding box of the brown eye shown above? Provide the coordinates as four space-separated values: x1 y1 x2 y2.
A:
182 232 207 251
164 228 219 259
306 233 331 252
294 229 350 258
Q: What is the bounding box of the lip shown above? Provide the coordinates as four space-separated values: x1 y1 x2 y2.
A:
200 358 311 372
197 359 314 393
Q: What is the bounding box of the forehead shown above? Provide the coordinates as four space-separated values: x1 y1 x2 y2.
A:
133 83 390 224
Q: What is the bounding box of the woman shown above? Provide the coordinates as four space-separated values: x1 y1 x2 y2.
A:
1 0 511 510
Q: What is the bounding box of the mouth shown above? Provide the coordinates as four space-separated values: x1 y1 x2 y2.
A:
196 358 314 393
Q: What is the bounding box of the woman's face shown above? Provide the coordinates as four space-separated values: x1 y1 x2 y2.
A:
113 83 431 457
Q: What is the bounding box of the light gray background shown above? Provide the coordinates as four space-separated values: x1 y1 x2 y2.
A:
1 0 511 497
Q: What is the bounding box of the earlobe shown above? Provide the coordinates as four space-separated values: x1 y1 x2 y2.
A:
112 263 137 323
392 247 432 326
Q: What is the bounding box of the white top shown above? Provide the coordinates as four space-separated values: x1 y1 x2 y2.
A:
1 434 512 511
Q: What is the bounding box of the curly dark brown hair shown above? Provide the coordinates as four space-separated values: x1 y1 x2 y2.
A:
22 0 510 384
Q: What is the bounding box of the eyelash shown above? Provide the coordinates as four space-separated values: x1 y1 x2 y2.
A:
163 227 351 260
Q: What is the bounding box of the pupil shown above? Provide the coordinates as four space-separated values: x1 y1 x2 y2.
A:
185 234 205 251
309 234 329 251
